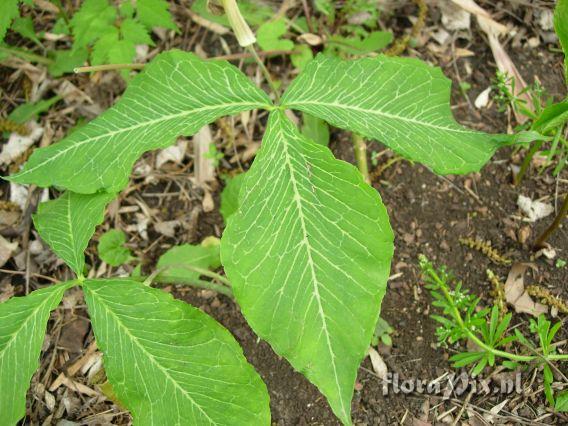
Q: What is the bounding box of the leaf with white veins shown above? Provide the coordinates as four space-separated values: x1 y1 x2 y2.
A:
33 191 116 276
221 110 393 424
9 50 272 193
282 54 510 174
0 282 75 425
83 279 270 425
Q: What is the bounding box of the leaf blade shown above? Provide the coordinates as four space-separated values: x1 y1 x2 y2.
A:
221 110 393 424
281 54 508 174
0 282 74 424
33 191 115 276
83 279 270 425
10 50 272 193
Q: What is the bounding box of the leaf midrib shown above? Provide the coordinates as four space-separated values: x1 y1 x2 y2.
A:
282 100 479 135
14 101 270 180
86 285 218 425
278 124 348 420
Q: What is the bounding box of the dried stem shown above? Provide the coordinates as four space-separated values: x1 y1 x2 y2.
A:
534 194 568 249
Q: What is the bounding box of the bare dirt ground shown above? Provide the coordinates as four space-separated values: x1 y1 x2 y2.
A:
1 1 567 424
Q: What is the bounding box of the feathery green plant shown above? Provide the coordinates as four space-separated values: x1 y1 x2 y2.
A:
420 255 568 410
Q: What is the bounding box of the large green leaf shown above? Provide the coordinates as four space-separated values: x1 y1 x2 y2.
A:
221 110 393 424
33 191 115 276
555 0 568 80
0 282 74 424
281 54 508 174
9 50 272 193
83 279 270 425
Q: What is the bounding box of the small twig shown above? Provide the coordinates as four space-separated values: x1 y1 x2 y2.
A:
533 194 568 248
74 63 145 73
246 45 281 103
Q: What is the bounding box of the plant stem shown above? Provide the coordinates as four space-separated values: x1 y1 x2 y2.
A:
534 194 568 249
515 138 544 185
0 46 53 65
246 45 281 103
74 63 145 73
352 133 370 183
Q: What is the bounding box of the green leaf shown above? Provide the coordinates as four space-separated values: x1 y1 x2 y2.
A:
33 191 115 276
220 173 246 222
257 19 294 52
48 48 88 77
556 390 568 412
10 50 272 193
98 230 131 266
0 0 19 43
0 282 75 424
291 44 313 71
70 0 116 48
282 54 509 175
532 101 568 133
555 0 568 80
12 16 41 46
328 31 393 56
302 113 330 146
157 243 221 282
121 18 154 46
8 95 62 124
136 0 177 31
221 110 393 424
83 279 270 424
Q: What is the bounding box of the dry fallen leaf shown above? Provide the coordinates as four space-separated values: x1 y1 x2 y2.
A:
0 123 43 165
154 220 180 238
517 195 554 222
156 139 187 168
0 235 18 268
504 263 548 317
367 347 388 380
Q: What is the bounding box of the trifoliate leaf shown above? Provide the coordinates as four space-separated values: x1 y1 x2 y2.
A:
70 0 116 48
83 279 270 424
121 18 154 46
257 18 294 52
282 54 511 174
10 50 272 193
98 230 131 266
221 110 394 424
33 191 115 276
220 173 246 222
301 113 329 146
48 47 88 76
157 243 221 282
136 0 177 31
0 282 75 425
0 0 19 43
